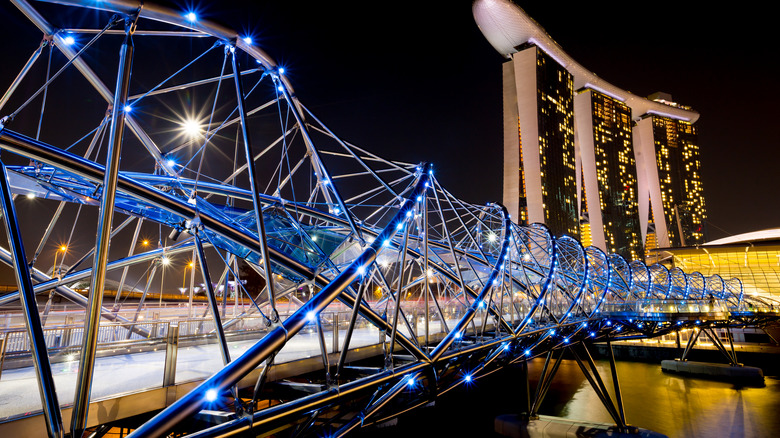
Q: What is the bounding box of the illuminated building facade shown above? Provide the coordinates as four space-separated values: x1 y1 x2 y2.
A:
634 99 707 248
475 0 705 259
502 44 578 237
575 89 643 260
651 229 780 299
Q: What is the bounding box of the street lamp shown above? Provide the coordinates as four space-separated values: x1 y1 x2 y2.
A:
158 255 170 307
181 118 202 140
52 245 67 278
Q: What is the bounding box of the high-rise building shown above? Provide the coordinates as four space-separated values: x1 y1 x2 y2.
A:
634 94 707 247
502 44 578 238
575 89 644 260
474 0 705 259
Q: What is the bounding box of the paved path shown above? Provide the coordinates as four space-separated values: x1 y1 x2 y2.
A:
0 317 467 421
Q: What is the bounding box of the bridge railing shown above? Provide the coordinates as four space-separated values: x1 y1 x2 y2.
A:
600 299 730 316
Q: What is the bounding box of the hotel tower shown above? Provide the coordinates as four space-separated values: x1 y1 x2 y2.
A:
474 0 707 259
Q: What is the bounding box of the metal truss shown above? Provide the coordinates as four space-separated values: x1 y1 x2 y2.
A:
0 2 777 437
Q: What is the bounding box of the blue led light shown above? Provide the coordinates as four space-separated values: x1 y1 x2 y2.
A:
464 374 472 383
382 239 390 247
205 389 217 402
166 159 176 168
243 37 253 44
277 85 284 92
306 311 316 322
454 331 462 339
279 67 285 74
525 349 531 356
563 337 569 343
186 12 197 21
63 35 75 46
123 105 132 113
407 376 415 387
357 265 366 276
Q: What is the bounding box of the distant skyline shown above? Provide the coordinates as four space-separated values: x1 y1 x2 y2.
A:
0 0 776 241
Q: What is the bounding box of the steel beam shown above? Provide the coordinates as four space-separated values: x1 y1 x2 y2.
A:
70 18 135 437
231 49 278 320
125 165 431 438
0 159 63 438
0 39 46 114
195 231 231 365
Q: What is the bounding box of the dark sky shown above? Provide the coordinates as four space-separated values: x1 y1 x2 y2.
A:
1 0 778 241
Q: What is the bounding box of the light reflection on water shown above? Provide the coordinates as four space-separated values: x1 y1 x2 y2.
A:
533 359 780 438
358 358 780 438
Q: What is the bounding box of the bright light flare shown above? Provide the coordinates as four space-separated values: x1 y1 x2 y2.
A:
182 119 202 137
205 389 217 402
62 35 75 46
186 12 197 22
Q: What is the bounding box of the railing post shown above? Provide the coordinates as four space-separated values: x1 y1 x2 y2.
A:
332 313 339 354
63 316 74 348
0 335 6 381
163 323 179 387
152 312 159 338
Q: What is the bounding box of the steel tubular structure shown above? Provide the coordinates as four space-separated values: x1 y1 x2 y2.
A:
0 2 777 437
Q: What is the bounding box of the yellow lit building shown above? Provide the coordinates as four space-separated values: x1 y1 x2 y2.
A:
649 229 780 299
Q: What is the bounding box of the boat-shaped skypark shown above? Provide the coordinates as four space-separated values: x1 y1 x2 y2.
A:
472 0 707 258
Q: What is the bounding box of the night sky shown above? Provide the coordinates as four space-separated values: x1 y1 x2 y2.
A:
0 0 777 241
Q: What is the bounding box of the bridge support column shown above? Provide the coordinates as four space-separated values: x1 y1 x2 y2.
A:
701 328 739 366
520 359 531 419
569 342 629 433
680 327 702 361
529 349 564 419
606 340 626 426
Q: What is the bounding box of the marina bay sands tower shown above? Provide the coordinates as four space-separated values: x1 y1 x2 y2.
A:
473 0 707 260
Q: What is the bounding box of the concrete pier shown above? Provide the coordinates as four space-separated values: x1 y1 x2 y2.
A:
495 414 667 438
661 359 763 383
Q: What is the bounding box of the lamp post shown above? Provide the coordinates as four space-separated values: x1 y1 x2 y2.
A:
159 256 170 307
185 259 196 318
52 245 67 278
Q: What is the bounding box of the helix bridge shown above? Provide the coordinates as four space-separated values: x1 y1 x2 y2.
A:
0 1 777 437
